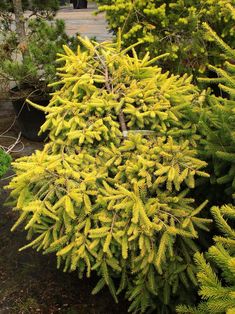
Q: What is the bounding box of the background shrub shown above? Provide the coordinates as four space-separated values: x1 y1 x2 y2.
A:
96 0 235 76
0 19 78 93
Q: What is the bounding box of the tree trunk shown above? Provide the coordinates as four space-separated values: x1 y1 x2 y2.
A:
12 0 27 46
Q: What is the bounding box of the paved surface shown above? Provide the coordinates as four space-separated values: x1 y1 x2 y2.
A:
56 2 112 41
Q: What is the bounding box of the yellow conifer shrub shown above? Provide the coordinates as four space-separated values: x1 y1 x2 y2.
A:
7 36 211 313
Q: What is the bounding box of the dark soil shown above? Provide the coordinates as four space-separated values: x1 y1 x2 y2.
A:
0 100 129 314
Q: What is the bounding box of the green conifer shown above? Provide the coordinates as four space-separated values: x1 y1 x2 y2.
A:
177 22 235 314
177 204 235 314
0 19 78 93
196 23 235 199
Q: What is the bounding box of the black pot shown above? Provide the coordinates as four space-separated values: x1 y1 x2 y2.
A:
10 87 49 142
72 0 87 9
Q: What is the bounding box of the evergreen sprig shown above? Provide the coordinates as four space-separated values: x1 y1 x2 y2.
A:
177 204 235 314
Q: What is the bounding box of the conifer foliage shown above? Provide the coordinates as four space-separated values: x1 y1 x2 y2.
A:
177 24 235 314
7 36 211 312
96 0 235 75
177 204 235 314
197 23 235 199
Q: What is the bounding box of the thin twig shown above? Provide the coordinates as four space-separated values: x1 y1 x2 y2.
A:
0 133 24 153
95 49 128 137
110 212 117 234
6 132 22 153
118 110 127 136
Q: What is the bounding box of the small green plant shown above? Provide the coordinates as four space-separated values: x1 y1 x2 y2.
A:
96 0 235 76
7 36 211 313
177 204 235 314
0 148 11 178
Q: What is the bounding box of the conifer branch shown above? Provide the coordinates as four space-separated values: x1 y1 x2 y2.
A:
93 46 128 137
118 110 128 137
